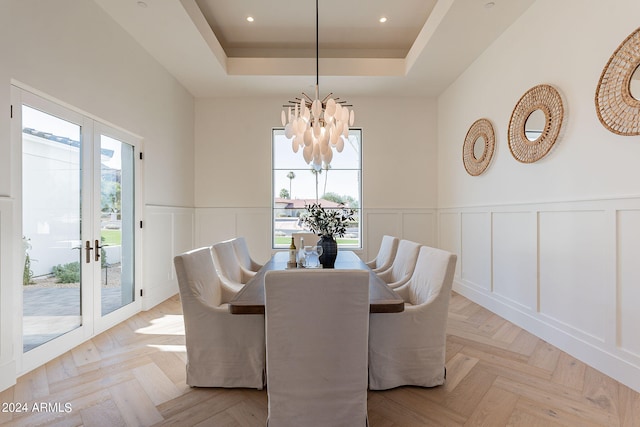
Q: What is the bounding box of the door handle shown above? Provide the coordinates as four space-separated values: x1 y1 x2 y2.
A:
85 240 93 264
94 239 102 262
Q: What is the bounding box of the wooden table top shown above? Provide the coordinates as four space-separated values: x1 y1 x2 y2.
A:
228 251 405 315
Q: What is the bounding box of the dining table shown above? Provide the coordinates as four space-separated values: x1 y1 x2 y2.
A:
228 250 404 315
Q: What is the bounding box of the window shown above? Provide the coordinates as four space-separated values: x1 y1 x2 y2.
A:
272 128 362 249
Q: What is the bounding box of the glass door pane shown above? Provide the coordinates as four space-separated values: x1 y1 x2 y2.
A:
22 106 83 352
100 135 135 316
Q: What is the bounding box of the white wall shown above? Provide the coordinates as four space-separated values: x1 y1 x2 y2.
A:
438 0 640 392
0 0 195 390
194 96 439 262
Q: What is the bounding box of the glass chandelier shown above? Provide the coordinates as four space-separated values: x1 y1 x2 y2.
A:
280 0 354 171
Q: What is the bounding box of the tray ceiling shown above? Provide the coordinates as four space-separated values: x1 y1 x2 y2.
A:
94 0 535 98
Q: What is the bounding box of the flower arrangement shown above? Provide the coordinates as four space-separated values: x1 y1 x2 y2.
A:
301 202 356 238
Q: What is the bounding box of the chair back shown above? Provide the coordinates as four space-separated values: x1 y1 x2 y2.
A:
174 246 221 308
292 232 320 250
264 269 369 427
389 239 421 281
231 237 260 272
371 235 399 271
407 246 457 306
212 240 243 283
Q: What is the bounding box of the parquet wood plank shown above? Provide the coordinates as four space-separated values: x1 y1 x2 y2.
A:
193 410 241 427
155 388 221 420
491 320 522 344
442 353 479 393
109 378 163 427
552 352 587 390
441 365 496 418
619 384 640 427
45 353 79 386
153 389 245 427
12 365 49 402
582 365 620 416
226 399 268 427
463 347 552 382
507 328 540 356
513 396 610 427
132 363 183 406
494 376 619 426
506 405 567 427
464 385 519 426
79 398 126 427
367 393 444 427
374 387 467 426
147 350 189 386
528 339 561 372
2 293 639 427
70 340 102 368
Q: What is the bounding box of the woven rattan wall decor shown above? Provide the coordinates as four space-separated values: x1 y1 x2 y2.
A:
463 118 495 176
508 84 564 163
595 27 640 136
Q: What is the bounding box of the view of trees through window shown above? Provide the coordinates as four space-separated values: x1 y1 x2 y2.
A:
272 128 362 248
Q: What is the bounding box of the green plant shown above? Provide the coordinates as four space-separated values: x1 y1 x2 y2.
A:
52 262 81 284
101 236 107 268
300 203 356 238
22 236 34 286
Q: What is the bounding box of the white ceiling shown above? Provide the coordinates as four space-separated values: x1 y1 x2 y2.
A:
93 0 535 99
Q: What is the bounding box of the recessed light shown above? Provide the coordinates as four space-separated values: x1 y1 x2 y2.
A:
137 1 147 8
379 17 387 23
484 2 495 8
246 16 254 22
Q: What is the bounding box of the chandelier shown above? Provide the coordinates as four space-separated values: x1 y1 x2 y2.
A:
280 0 354 171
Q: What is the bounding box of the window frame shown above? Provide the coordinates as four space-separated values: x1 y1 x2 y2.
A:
271 127 363 250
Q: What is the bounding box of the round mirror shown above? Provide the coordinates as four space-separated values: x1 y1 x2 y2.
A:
463 118 495 176
630 64 640 101
473 136 486 160
595 27 640 136
525 109 546 141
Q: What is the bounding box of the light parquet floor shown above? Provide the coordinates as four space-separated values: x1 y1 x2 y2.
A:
1 292 639 426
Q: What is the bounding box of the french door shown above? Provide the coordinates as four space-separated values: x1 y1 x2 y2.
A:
14 87 142 371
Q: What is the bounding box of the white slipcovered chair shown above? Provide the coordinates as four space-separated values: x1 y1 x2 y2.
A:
376 239 421 289
173 247 265 389
368 245 457 390
264 269 370 426
291 231 319 250
211 240 254 297
366 235 399 273
231 236 263 274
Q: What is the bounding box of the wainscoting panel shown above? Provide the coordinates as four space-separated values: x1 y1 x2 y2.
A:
195 209 237 246
492 211 537 311
617 210 640 358
0 198 16 391
143 205 194 310
364 212 402 261
235 210 272 265
439 197 640 393
539 210 609 341
438 212 461 279
363 209 436 261
461 212 491 291
195 208 272 264
403 212 436 248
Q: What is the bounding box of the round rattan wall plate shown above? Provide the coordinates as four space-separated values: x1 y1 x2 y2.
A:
508 84 564 163
463 118 495 176
595 27 640 136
